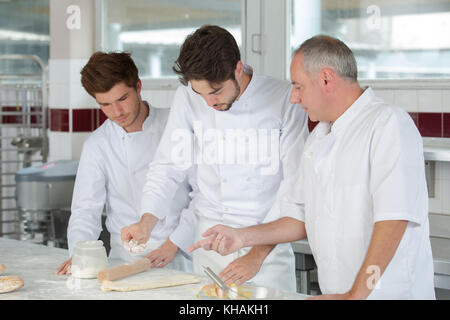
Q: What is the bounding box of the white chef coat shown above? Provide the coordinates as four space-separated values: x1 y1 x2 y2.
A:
67 103 196 271
140 68 309 292
281 87 435 299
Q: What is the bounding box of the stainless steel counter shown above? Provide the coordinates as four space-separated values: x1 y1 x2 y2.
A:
423 138 450 162
0 238 308 300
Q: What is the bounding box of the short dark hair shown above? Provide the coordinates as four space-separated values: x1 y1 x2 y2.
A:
173 25 241 86
80 51 139 97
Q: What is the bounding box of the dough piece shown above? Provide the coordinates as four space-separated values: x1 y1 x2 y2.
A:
0 264 5 275
0 276 24 294
101 274 200 292
123 240 146 254
197 283 253 299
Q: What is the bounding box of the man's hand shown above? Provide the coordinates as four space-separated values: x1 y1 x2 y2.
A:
56 258 72 275
146 239 179 268
121 213 159 245
187 224 245 256
218 246 273 286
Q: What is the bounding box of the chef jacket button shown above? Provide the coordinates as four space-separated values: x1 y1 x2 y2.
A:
224 207 229 212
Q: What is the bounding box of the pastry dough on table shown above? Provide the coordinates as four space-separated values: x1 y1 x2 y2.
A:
0 276 24 294
101 274 200 292
197 283 253 299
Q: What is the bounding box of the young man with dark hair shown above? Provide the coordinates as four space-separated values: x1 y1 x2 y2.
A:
56 52 195 275
122 25 309 292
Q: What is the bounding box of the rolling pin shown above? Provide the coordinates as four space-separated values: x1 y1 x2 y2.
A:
97 258 151 282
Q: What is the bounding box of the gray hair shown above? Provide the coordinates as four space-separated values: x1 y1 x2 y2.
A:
294 35 358 82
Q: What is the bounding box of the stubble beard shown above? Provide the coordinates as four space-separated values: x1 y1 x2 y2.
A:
214 80 241 112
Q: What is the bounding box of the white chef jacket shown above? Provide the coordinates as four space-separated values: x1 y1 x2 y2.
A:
281 87 435 299
67 104 196 269
140 69 309 292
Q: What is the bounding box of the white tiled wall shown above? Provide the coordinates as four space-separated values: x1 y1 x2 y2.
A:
48 131 91 161
141 89 175 109
418 90 443 113
48 131 73 161
436 162 450 216
392 89 417 111
374 88 448 113
48 58 95 109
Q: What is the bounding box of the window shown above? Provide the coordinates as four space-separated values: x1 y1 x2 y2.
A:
0 0 49 75
101 0 242 79
290 0 450 79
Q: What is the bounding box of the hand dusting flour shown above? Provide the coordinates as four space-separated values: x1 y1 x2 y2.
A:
123 240 146 254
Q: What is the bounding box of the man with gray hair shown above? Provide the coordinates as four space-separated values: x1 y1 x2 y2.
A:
189 35 436 299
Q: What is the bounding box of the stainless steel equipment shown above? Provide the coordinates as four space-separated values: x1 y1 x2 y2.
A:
0 54 48 239
15 160 78 246
202 265 243 299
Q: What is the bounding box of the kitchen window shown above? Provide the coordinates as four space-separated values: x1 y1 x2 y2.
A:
290 0 450 80
0 0 49 75
99 0 243 81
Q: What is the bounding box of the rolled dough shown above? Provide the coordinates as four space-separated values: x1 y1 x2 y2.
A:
101 274 200 292
0 276 24 294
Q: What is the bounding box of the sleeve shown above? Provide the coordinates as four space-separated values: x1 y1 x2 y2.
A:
169 205 198 259
263 96 309 223
370 108 427 225
167 167 198 257
67 138 106 257
278 168 306 223
140 86 195 220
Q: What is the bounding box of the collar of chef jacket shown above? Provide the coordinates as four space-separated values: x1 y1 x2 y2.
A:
330 86 375 134
110 101 155 138
312 86 376 178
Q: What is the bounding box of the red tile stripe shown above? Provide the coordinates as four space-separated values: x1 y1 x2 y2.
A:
46 108 107 132
49 109 69 131
42 108 450 137
309 113 445 138
1 106 44 125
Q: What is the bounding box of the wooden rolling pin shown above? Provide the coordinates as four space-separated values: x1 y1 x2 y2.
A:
97 258 151 282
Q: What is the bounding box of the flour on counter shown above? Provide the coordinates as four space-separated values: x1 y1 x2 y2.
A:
123 240 146 254
71 265 101 279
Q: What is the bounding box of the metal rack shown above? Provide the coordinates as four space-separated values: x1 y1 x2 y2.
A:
0 54 48 240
